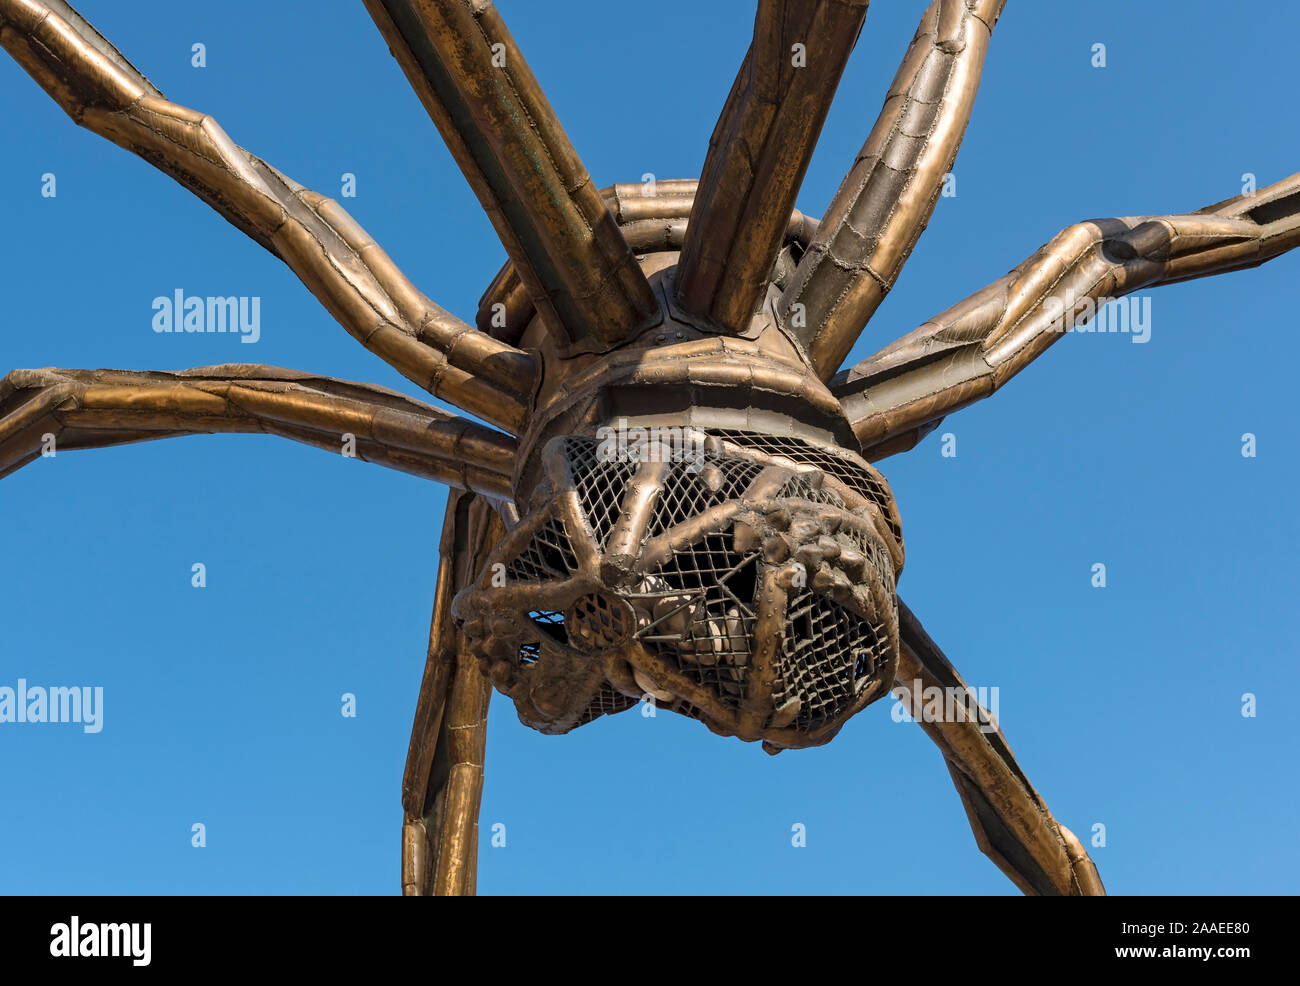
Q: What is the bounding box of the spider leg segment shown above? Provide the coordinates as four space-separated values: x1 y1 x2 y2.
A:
0 366 516 498
673 0 868 334
362 0 659 357
834 172 1300 459
781 0 1007 379
476 179 821 343
402 491 502 896
0 0 537 434
895 599 1105 896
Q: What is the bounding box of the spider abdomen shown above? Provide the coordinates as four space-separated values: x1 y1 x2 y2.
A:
452 427 902 752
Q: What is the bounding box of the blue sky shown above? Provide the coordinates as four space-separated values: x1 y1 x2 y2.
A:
1 0 1296 895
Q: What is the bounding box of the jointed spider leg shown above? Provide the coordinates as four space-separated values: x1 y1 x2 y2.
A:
673 0 868 334
834 172 1300 459
895 599 1105 896
477 179 820 344
403 491 501 896
362 1 658 356
0 366 516 498
0 0 537 434
781 0 1007 378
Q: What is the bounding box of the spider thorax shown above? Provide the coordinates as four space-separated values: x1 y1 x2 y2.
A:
453 259 904 753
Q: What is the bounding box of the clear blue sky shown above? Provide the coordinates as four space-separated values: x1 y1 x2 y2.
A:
1 0 1296 895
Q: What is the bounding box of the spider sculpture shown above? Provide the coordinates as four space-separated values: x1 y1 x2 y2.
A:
2 0 1296 896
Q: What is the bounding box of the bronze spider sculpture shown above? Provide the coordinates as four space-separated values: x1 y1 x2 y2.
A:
3 0 1296 896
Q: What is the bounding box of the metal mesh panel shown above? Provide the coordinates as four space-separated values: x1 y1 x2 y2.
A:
774 591 891 731
524 608 566 653
667 697 709 723
840 527 898 594
715 430 901 542
506 518 578 582
566 436 635 549
778 473 846 508
574 684 638 726
465 431 901 742
635 533 760 701
646 456 765 538
567 592 632 650
515 611 564 681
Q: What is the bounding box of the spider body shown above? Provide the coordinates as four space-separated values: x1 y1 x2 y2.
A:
456 216 907 748
453 422 904 748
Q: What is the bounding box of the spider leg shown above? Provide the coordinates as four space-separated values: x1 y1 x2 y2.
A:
673 0 868 334
477 179 820 344
0 365 515 498
781 0 1007 378
895 598 1105 896
362 1 658 356
402 491 502 895
834 172 1300 459
0 0 537 434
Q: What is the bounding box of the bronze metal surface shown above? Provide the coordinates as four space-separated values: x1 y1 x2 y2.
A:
363 0 659 356
833 173 1300 456
674 0 868 333
0 366 515 498
781 0 1007 378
